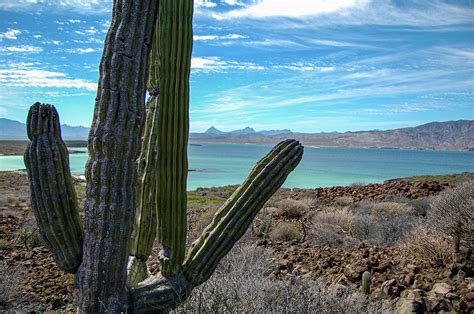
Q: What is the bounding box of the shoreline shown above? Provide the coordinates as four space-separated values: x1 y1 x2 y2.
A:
3 169 472 191
1 140 472 156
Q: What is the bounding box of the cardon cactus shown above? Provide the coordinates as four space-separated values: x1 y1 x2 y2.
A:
361 271 372 295
23 0 304 312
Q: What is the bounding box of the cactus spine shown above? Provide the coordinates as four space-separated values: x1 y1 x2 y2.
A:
361 271 372 295
24 103 83 273
23 0 304 312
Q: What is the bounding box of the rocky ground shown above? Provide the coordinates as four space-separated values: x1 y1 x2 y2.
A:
1 171 472 312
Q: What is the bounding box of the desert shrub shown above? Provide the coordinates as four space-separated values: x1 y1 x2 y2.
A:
176 245 382 313
252 208 274 237
370 202 415 216
353 210 416 246
428 180 474 252
373 214 415 245
309 201 418 247
270 222 301 242
404 224 454 266
15 215 44 249
408 198 431 216
299 196 321 208
382 194 410 203
276 199 309 219
309 209 359 248
350 182 365 188
334 196 353 207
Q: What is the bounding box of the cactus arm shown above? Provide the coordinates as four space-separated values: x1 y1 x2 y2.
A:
128 94 160 288
127 8 162 287
76 1 159 312
183 139 303 285
23 102 83 274
156 0 193 276
129 140 303 311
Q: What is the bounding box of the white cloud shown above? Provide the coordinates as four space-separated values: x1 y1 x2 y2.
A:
195 0 217 8
0 0 112 14
0 69 97 91
192 56 265 72
75 27 98 35
305 38 375 49
272 63 335 72
0 45 43 53
222 0 245 6
214 0 369 19
193 33 247 41
435 47 474 60
0 29 22 40
66 48 99 54
242 38 307 48
209 0 474 28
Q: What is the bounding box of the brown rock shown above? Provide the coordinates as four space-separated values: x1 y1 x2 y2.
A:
382 279 400 298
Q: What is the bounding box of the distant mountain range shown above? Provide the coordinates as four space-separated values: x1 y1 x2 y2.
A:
1 118 473 151
191 126 293 139
0 118 89 140
190 121 474 151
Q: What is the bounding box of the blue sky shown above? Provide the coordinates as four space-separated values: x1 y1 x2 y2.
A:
0 0 473 132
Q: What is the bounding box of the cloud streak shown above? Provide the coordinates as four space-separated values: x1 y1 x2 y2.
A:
0 69 97 91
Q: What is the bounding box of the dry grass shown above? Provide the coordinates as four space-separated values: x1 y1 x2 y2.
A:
404 225 454 267
275 198 309 219
428 180 474 252
176 244 382 313
370 202 415 215
309 209 359 248
307 199 420 248
334 196 354 207
270 222 301 242
252 207 274 237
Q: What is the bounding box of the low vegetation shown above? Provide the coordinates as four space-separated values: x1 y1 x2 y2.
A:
1 171 473 312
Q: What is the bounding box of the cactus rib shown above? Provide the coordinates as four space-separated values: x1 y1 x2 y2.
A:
76 1 159 312
128 94 160 288
156 0 193 276
24 102 83 273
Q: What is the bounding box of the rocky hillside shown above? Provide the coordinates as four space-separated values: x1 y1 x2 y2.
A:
0 118 89 140
2 118 473 150
191 120 474 151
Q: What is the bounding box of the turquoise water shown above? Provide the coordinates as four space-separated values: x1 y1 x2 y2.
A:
1 143 473 190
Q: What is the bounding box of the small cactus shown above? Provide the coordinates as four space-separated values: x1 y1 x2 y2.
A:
361 271 372 295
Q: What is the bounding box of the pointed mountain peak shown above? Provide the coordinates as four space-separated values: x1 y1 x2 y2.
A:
205 126 224 134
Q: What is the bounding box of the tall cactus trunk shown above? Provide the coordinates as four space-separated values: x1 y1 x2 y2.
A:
77 1 158 312
156 0 193 277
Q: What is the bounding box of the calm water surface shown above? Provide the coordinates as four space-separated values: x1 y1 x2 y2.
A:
1 143 473 190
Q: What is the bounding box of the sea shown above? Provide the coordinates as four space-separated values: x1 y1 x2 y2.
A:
1 142 473 190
